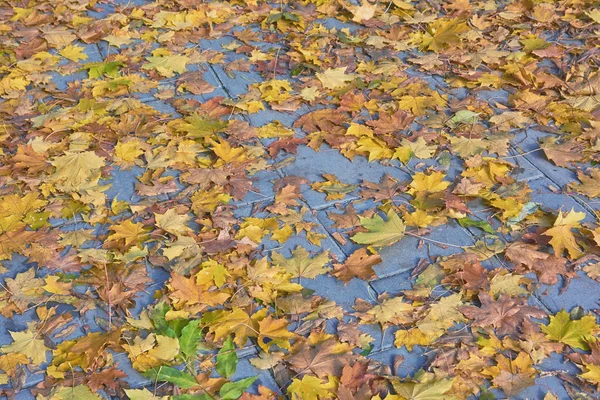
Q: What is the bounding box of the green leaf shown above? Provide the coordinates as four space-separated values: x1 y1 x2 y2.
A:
458 217 495 234
143 367 198 389
351 210 405 247
82 61 123 79
219 376 258 400
541 310 598 350
447 109 479 127
149 301 176 338
392 376 455 400
216 337 237 378
179 320 203 359
173 395 212 400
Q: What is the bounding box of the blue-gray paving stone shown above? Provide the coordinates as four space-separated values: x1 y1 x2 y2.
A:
528 178 593 221
358 324 398 352
369 270 413 297
515 377 568 400
537 352 579 375
509 152 544 182
317 18 360 32
247 105 312 127
129 266 170 317
536 272 600 313
367 345 427 378
104 166 144 203
280 146 411 209
260 210 347 261
50 70 89 91
208 65 263 98
233 357 280 394
96 41 109 59
14 390 35 400
112 352 151 389
476 89 510 106
514 129 579 188
1 254 37 280
145 100 180 116
301 274 376 312
320 220 475 282
0 310 38 347
87 4 114 19
372 225 474 278
233 169 279 206
407 152 465 181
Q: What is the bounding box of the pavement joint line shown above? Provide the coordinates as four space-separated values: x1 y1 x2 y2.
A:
514 142 598 219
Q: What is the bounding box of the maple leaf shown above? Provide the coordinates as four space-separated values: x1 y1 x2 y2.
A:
271 247 330 279
569 169 600 198
484 352 536 396
142 50 190 77
202 308 259 347
257 316 298 352
167 273 230 309
1 323 49 365
461 293 546 336
332 248 381 283
541 310 598 350
107 220 149 246
351 210 405 247
154 209 192 236
348 1 377 23
316 67 356 90
505 242 569 285
580 363 600 388
417 293 467 338
408 171 450 195
311 174 357 200
391 373 455 400
543 209 585 259
49 151 105 192
59 45 88 62
287 375 335 400
417 18 469 52
288 338 354 378
366 296 414 325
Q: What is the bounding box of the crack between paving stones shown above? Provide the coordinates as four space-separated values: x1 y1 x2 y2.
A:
513 143 599 219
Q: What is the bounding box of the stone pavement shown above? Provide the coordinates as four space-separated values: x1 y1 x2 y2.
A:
1 0 600 399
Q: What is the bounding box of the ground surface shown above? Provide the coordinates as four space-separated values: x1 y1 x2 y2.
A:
0 0 600 399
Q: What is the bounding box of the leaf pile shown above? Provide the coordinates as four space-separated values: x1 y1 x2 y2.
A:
0 0 600 399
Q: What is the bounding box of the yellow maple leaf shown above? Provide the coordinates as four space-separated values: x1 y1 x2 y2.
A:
408 171 450 195
287 375 336 400
271 246 330 279
43 275 72 295
417 18 470 52
257 316 298 351
404 209 436 228
49 151 105 192
1 324 49 365
115 140 144 163
154 209 192 236
316 67 356 90
142 49 190 77
356 136 393 161
543 209 585 259
59 45 88 62
368 297 414 325
210 139 246 165
108 220 149 246
349 1 377 23
581 363 600 387
395 328 433 350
